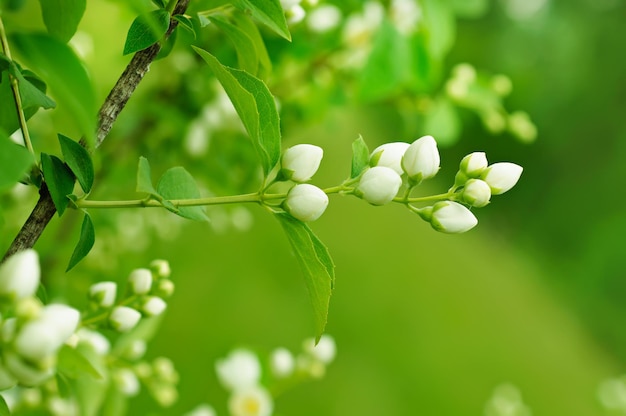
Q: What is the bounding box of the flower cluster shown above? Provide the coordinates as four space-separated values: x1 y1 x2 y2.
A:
273 135 522 234
188 335 336 416
0 250 80 388
0 254 179 414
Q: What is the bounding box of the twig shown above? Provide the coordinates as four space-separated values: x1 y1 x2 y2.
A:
2 0 190 261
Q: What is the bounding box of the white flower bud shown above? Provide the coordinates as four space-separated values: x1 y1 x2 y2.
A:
141 296 167 316
430 201 478 234
281 144 323 182
303 334 336 364
401 135 440 182
481 162 523 195
114 368 140 397
14 304 80 363
370 142 410 175
228 386 273 416
307 5 342 33
215 349 261 391
356 166 402 206
124 340 147 360
286 4 306 24
89 281 117 308
0 249 40 301
461 179 491 208
284 184 329 222
459 152 488 177
156 279 175 298
153 357 179 383
270 348 295 377
77 328 111 355
110 306 141 332
128 268 153 295
150 259 171 279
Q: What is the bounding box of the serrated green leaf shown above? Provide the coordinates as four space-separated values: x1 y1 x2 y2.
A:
156 167 208 221
0 395 9 416
123 9 171 55
136 156 157 195
235 0 291 41
38 0 86 43
0 134 35 191
11 33 97 144
58 343 102 379
276 213 334 340
66 211 95 271
0 68 50 135
9 63 56 109
232 11 272 79
58 133 94 193
173 14 195 36
192 47 281 175
350 135 370 179
210 16 258 74
359 20 411 101
41 153 75 216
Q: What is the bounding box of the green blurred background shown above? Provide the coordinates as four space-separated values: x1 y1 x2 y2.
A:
2 0 626 414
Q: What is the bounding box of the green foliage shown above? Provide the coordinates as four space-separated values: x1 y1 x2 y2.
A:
277 213 335 340
209 15 258 74
136 156 158 196
0 134 34 191
0 395 9 416
422 95 460 146
38 0 87 43
57 343 103 379
156 167 208 221
0 67 50 135
234 0 291 41
40 153 75 216
66 211 95 271
231 11 272 78
8 62 56 109
350 136 369 179
58 133 94 193
123 9 171 55
11 33 97 144
193 47 281 176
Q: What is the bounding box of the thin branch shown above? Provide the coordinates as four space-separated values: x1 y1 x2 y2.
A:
2 0 190 261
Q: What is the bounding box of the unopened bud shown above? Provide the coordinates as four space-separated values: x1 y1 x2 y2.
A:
284 184 329 222
459 152 488 177
481 162 523 195
429 201 478 234
356 166 402 206
370 142 410 175
461 179 491 208
281 144 323 182
89 281 117 308
141 296 167 316
128 269 153 295
110 306 141 332
401 136 440 182
0 249 40 301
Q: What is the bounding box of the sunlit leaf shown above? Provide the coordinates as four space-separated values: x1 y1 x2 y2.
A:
41 153 75 216
350 135 370 179
11 33 97 144
123 9 171 55
421 0 456 60
0 67 52 135
173 14 195 36
58 133 94 193
66 211 95 271
57 343 102 378
232 11 272 78
234 0 291 41
193 47 281 175
38 0 87 42
156 167 208 221
9 63 56 109
276 213 334 340
0 395 9 416
136 156 157 195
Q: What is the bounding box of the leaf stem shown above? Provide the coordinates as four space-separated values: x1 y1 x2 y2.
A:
0 15 35 156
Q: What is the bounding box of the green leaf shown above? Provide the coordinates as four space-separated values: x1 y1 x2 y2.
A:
156 167 208 221
0 53 10 71
234 0 291 41
0 67 51 135
9 63 56 109
38 0 87 43
136 156 157 195
11 33 97 144
123 9 171 55
58 133 94 193
423 96 461 146
276 213 334 340
0 134 35 191
173 14 195 36
210 16 258 74
232 11 272 78
359 20 411 101
57 343 102 379
66 211 95 271
151 0 166 7
0 395 9 416
421 0 456 60
350 135 370 179
155 26 177 60
192 47 281 175
41 153 75 216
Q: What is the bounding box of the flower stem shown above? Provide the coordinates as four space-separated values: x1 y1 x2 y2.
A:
0 15 35 156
